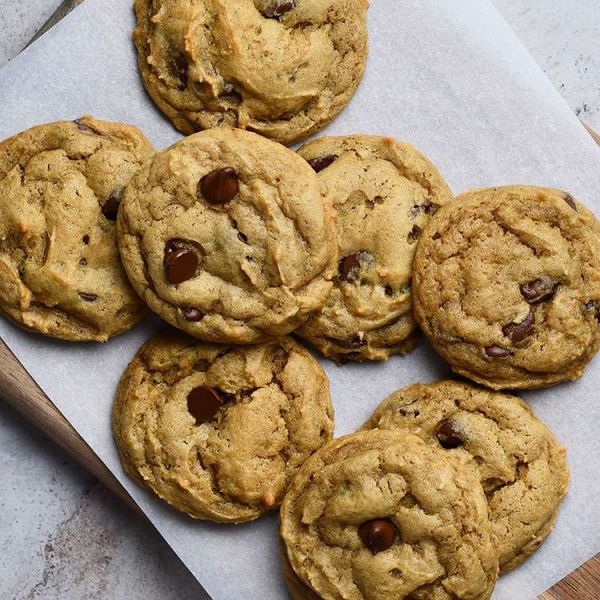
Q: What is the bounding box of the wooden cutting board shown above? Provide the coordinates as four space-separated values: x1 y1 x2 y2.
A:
1 2 599 597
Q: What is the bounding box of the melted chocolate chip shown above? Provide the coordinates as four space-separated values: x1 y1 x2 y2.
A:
102 188 123 221
183 308 204 322
520 277 556 303
74 119 100 135
333 337 366 349
358 520 396 554
82 235 90 245
174 53 189 91
199 167 239 205
485 345 512 358
78 292 98 302
502 310 535 344
262 0 297 18
307 154 338 173
563 195 578 211
164 247 199 284
407 225 421 245
436 418 464 449
338 251 373 283
187 386 226 424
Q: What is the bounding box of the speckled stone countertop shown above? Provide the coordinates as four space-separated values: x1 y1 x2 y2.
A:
1 0 599 598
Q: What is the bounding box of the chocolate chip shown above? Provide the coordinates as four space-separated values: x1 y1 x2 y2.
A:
563 195 578 211
238 232 248 244
74 119 100 134
102 188 123 221
187 386 226 424
174 53 189 91
421 201 436 215
485 345 512 358
332 336 366 349
585 300 600 323
337 352 362 364
384 286 393 296
306 154 338 173
183 308 204 322
198 167 239 205
407 225 421 245
338 251 373 283
502 310 535 344
82 235 90 245
520 277 556 303
79 258 87 267
78 292 98 302
436 418 464 449
164 247 199 284
358 520 396 554
262 0 297 18
432 232 442 240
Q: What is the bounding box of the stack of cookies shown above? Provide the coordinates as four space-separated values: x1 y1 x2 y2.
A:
1 0 598 598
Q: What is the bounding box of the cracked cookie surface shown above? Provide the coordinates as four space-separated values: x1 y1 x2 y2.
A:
413 186 600 389
362 380 569 572
117 127 337 344
295 135 453 362
113 330 334 522
133 0 368 146
0 117 153 341
279 429 498 600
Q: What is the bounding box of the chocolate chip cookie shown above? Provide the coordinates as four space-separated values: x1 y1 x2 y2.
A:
133 0 368 146
117 127 337 344
0 117 153 341
295 135 453 362
413 186 600 388
362 380 570 572
113 331 334 522
279 429 499 600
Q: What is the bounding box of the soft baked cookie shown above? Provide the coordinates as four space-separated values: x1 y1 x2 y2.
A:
113 331 334 522
413 186 600 388
117 127 337 344
361 380 569 572
133 0 368 146
279 429 499 600
295 135 453 362
0 117 153 341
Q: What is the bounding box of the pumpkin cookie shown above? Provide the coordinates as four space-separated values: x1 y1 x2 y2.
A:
413 186 600 388
362 380 569 572
295 135 453 362
113 331 334 522
0 117 152 341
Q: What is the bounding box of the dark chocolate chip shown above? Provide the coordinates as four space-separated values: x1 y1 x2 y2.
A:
79 258 87 267
585 300 600 323
432 232 442 240
187 386 226 424
238 232 249 244
436 418 464 449
563 195 578 211
102 188 123 221
485 345 512 358
338 251 373 283
164 247 199 284
358 520 397 554
407 225 421 245
174 53 189 91
333 336 366 349
306 154 338 173
82 235 90 245
183 308 204 322
78 292 98 302
384 286 393 296
421 201 436 215
74 119 100 134
199 167 239 205
262 0 297 18
520 277 556 303
502 309 535 344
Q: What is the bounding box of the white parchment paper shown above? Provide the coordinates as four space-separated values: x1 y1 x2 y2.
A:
1 1 599 598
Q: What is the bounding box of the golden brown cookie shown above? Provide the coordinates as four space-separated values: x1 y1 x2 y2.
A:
413 186 600 389
133 0 368 146
295 135 453 362
280 429 499 600
0 117 153 341
113 331 334 522
117 127 337 344
361 380 569 572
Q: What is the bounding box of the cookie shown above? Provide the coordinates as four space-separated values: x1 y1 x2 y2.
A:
133 0 368 146
113 331 334 522
362 380 569 572
413 186 600 389
279 429 499 600
117 127 337 344
0 117 153 341
295 135 453 362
